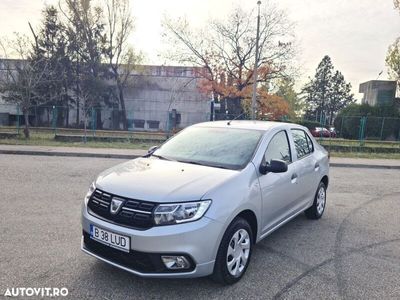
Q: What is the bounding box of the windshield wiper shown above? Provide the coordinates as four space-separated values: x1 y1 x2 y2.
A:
179 160 205 166
179 160 232 170
150 154 174 161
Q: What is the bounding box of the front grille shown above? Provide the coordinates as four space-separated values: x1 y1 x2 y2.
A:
82 231 195 273
83 231 165 273
87 189 156 230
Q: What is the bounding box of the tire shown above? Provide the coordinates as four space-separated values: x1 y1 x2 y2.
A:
305 181 327 220
211 217 253 285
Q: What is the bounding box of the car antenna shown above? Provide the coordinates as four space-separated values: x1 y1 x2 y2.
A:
227 112 247 125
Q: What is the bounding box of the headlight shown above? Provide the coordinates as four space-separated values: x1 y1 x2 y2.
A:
84 182 96 205
154 200 211 225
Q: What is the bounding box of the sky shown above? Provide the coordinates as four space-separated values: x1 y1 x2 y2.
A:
0 0 399 100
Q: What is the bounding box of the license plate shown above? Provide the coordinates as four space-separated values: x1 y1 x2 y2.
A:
90 225 130 253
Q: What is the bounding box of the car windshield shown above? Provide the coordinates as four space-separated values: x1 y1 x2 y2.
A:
153 126 264 170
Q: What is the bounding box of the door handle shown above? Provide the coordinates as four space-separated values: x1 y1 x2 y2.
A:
291 173 298 183
314 163 320 170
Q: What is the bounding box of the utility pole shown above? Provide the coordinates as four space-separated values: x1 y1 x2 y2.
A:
251 1 261 120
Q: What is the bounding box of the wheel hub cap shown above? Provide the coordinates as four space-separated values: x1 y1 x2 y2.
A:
316 186 326 215
226 229 250 277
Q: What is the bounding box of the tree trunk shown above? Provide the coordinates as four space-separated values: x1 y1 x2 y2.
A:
117 82 128 130
23 109 30 139
47 108 50 126
83 116 87 143
65 86 70 128
76 99 80 126
83 108 87 143
96 108 102 130
34 106 38 127
66 105 69 128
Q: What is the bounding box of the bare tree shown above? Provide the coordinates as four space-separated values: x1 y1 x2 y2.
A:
104 0 141 130
0 35 50 138
76 76 105 142
163 4 296 115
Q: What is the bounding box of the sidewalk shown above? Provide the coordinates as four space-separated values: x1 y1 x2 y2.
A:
0 144 144 159
329 157 400 169
0 144 399 169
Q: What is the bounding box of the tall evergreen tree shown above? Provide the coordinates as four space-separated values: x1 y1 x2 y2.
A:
63 0 109 128
303 55 333 122
328 71 354 123
31 6 72 126
302 55 354 125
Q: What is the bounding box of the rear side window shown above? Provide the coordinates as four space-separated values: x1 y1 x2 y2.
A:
291 129 313 159
264 130 292 163
306 133 314 152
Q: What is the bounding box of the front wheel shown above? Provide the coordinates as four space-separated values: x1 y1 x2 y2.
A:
305 181 327 219
211 218 253 284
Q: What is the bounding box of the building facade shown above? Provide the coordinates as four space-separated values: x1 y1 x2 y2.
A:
359 80 397 106
0 61 211 131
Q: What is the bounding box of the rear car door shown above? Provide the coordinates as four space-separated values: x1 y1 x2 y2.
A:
290 129 318 206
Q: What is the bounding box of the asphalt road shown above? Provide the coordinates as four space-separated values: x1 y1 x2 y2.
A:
0 155 399 300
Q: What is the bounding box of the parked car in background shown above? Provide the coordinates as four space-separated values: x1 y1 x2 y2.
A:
310 127 336 138
81 121 330 284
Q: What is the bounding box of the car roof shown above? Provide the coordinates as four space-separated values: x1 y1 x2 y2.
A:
193 120 305 132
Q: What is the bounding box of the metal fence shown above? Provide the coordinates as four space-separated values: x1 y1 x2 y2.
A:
1 104 400 144
333 116 400 141
0 104 210 132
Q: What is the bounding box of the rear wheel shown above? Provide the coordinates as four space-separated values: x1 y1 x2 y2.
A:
305 181 327 219
211 218 253 284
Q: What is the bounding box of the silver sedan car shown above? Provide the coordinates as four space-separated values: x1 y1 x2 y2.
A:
81 121 329 284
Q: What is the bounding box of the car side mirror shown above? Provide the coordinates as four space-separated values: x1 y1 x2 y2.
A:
147 146 158 154
259 159 288 175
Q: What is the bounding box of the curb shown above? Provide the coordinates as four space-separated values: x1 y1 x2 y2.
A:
329 163 400 170
1 149 399 170
0 150 141 160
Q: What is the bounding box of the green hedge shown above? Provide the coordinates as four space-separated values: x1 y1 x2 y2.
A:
298 120 323 130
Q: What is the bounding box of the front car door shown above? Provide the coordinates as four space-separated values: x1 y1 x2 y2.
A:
258 129 300 235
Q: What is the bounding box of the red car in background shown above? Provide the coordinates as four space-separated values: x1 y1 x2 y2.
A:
310 127 337 138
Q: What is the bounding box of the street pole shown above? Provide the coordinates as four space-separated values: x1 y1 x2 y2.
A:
251 1 261 120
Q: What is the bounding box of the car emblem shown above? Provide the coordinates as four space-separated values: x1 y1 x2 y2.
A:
110 198 124 215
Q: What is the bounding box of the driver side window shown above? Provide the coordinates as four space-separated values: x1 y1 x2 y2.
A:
264 131 292 164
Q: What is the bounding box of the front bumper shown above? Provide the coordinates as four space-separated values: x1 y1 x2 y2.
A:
81 206 223 278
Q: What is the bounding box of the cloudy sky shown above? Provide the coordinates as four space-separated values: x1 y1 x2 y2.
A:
0 0 399 99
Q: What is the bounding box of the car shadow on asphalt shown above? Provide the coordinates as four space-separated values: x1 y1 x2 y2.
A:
70 213 319 299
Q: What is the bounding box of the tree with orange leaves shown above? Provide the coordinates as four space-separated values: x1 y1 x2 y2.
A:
163 4 296 119
198 66 290 119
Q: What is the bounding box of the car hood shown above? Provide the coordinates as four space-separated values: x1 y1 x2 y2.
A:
94 157 239 203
